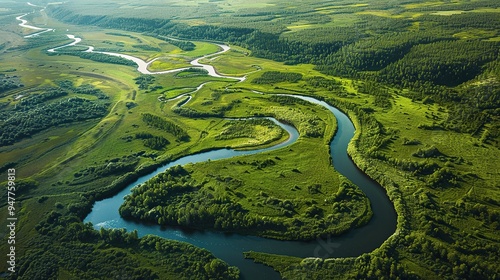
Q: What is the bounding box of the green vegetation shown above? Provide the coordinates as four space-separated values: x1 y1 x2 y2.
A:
1 0 499 279
50 50 138 66
134 75 156 90
215 118 281 141
377 40 499 87
0 74 23 94
175 67 209 77
251 71 303 84
21 209 239 279
141 113 190 141
155 36 196 51
72 155 140 185
0 86 109 146
120 162 371 240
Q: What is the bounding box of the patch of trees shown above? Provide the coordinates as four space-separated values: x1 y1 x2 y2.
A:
251 71 302 84
215 118 279 141
72 156 140 185
243 30 345 64
445 100 495 135
356 81 393 109
0 74 23 94
316 31 447 76
403 80 499 136
106 32 140 41
119 169 256 232
282 26 360 47
268 95 311 106
448 82 499 138
175 67 209 77
356 15 412 34
17 207 239 280
0 161 16 174
143 136 169 150
155 36 195 51
134 75 155 90
389 158 441 176
141 113 189 141
402 138 421 145
0 97 108 146
306 76 343 91
211 100 241 115
74 84 109 99
132 44 161 52
377 40 499 87
427 167 460 188
135 132 154 139
0 179 38 199
119 165 371 240
51 51 137 66
412 146 442 158
159 24 254 45
10 34 68 51
247 251 409 279
174 98 240 117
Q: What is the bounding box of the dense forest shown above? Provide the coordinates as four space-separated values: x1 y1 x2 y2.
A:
251 71 303 84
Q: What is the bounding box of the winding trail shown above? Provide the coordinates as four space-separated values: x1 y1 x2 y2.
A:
17 5 397 280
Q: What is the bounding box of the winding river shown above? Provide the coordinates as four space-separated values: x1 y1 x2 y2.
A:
17 7 397 280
